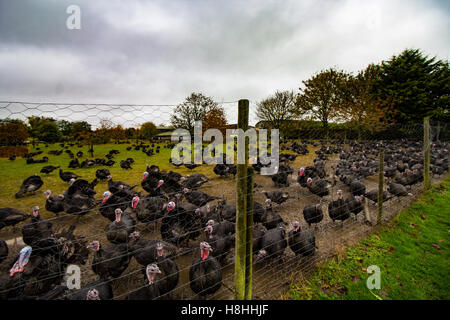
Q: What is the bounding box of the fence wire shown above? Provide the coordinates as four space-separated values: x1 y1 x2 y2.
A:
0 101 449 300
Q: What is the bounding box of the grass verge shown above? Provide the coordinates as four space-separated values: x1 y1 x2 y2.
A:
288 176 450 300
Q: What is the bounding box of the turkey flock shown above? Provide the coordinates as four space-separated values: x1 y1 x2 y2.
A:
0 138 449 300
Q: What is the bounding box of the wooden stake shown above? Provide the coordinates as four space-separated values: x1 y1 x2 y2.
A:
235 99 249 300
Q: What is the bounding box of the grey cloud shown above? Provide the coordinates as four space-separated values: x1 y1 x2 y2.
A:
0 0 449 127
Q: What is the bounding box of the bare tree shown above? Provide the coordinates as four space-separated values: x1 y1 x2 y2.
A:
171 92 220 134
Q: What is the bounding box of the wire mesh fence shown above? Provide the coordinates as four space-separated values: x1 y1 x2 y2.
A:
0 100 449 300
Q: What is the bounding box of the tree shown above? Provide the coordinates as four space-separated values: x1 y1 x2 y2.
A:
140 122 158 140
57 120 73 137
0 119 29 146
111 125 126 142
294 68 349 130
171 93 220 134
202 107 228 135
341 64 396 138
27 116 61 143
373 48 450 123
39 121 61 143
71 121 92 140
256 90 296 136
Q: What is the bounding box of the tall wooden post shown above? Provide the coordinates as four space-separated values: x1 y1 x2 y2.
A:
245 167 254 300
235 99 249 300
377 147 384 224
423 117 431 191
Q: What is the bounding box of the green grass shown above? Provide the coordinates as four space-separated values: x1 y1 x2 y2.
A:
289 176 450 300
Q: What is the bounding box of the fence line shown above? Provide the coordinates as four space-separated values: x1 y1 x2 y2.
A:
0 100 449 300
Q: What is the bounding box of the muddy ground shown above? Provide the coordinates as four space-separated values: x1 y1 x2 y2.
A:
0 145 446 300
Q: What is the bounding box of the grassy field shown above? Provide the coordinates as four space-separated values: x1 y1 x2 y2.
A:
288 176 450 300
0 141 230 212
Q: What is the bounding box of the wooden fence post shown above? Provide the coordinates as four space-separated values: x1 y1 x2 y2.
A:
245 166 254 300
377 147 384 224
423 117 431 191
235 99 249 300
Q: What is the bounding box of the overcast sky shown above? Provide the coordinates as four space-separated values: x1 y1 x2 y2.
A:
0 0 449 127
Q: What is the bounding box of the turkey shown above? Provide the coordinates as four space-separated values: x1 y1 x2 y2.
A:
128 231 179 267
302 204 323 228
65 279 114 300
106 208 136 244
262 190 290 205
21 206 53 246
107 175 137 194
160 201 202 246
345 195 364 219
328 190 350 224
349 180 366 196
40 165 60 175
154 242 179 296
0 239 8 264
189 242 222 297
181 174 210 190
0 208 31 232
255 225 287 263
388 182 413 200
183 188 218 207
59 169 80 183
95 168 111 180
86 241 131 279
127 264 163 300
288 221 316 256
99 191 134 222
260 199 284 230
364 189 390 205
15 174 44 198
43 190 65 215
131 196 167 229
306 178 330 198
204 227 234 264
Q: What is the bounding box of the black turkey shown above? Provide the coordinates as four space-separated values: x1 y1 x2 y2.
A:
40 165 60 175
288 221 316 256
255 225 287 263
183 188 218 207
127 264 162 300
161 201 202 246
106 208 136 244
87 241 131 279
349 180 366 196
59 169 80 182
345 195 364 218
262 190 289 205
388 182 413 199
154 242 179 296
21 206 53 246
128 231 179 267
302 204 323 228
43 190 65 215
181 174 210 190
328 190 350 224
15 174 44 198
306 178 329 198
189 242 222 297
95 168 111 180
0 239 8 264
65 279 114 300
0 207 31 231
